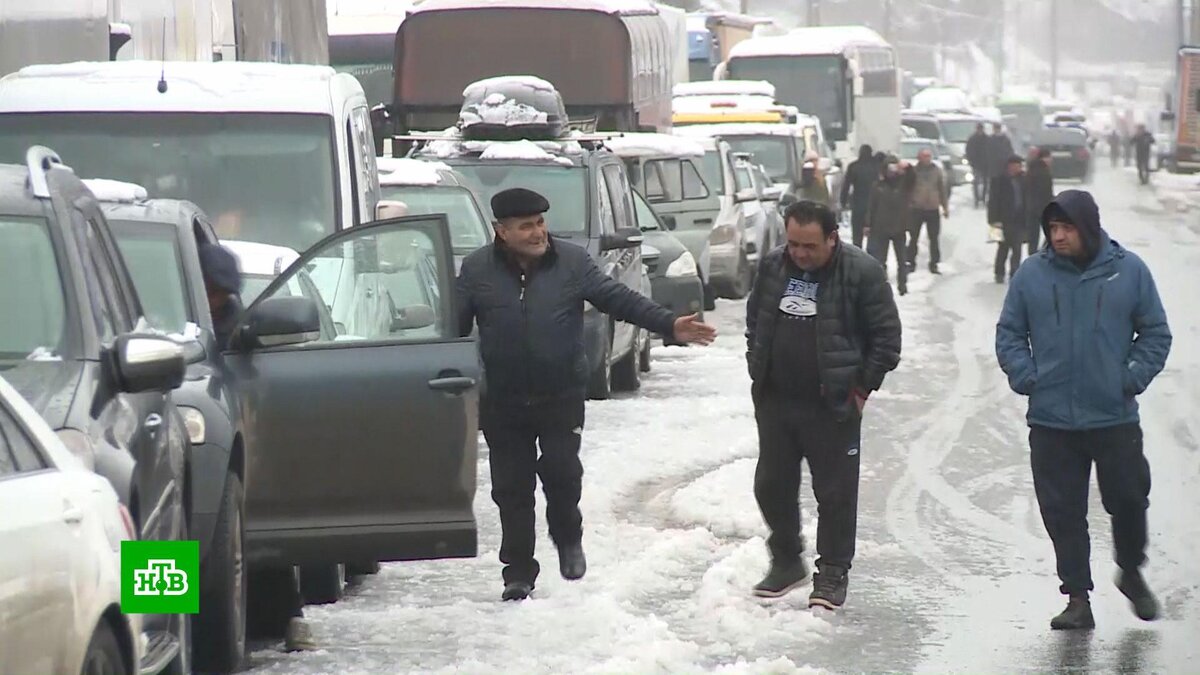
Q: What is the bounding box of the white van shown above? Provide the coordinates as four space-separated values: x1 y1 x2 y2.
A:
0 61 381 254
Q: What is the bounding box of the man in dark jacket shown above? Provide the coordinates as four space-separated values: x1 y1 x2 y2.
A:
996 190 1171 631
198 242 244 350
745 200 901 610
839 144 877 249
966 123 990 207
1107 129 1121 168
988 155 1028 283
987 123 1016 185
866 158 909 296
457 187 716 601
1025 148 1055 255
1131 124 1156 185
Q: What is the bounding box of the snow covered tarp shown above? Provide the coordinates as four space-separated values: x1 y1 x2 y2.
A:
603 133 707 159
82 178 148 203
673 80 775 99
376 157 452 186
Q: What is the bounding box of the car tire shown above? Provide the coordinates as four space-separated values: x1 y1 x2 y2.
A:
702 280 717 311
246 567 298 640
612 334 641 392
82 620 129 675
639 330 652 373
300 564 345 605
587 325 612 400
162 512 192 675
194 473 246 674
346 561 381 577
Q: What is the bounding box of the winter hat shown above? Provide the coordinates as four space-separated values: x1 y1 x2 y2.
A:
198 243 243 295
1044 202 1072 225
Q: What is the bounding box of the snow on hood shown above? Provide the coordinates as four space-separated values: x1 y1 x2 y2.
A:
673 80 775 99
82 179 148 203
376 157 451 186
604 133 707 159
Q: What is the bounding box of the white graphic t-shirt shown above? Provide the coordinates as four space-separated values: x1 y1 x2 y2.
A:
780 277 819 318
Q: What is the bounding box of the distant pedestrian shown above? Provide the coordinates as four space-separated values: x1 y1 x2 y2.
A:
987 123 1016 185
1025 148 1055 256
1106 129 1121 168
904 148 949 274
840 144 878 249
1131 124 1155 185
799 153 832 207
746 200 901 610
966 122 990 207
866 157 909 296
987 155 1028 283
996 189 1171 631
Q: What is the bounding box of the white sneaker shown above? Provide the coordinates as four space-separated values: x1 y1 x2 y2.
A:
284 617 317 652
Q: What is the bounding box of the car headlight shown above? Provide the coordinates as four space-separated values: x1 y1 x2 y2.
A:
709 224 737 245
665 251 698 278
178 406 206 445
960 157 970 165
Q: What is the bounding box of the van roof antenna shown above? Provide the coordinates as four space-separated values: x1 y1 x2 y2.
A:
156 18 169 94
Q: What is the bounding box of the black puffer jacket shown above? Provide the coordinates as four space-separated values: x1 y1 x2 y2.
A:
457 237 677 402
746 242 902 418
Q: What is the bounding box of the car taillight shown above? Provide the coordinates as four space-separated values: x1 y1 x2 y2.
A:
1076 148 1089 160
709 224 736 245
118 503 138 540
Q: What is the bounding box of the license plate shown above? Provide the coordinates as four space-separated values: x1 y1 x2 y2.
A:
1052 151 1074 158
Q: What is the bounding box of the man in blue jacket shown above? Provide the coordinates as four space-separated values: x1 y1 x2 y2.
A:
995 190 1171 631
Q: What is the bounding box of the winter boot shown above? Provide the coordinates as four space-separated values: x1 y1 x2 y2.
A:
558 543 586 581
284 617 317 652
929 263 941 275
808 565 849 610
1050 594 1095 630
1116 569 1160 621
502 581 534 602
752 558 809 598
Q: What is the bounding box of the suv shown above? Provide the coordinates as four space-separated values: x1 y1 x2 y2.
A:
92 182 247 672
376 157 493 269
0 148 190 674
411 78 653 398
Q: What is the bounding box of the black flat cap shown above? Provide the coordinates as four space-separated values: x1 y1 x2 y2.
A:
491 187 550 220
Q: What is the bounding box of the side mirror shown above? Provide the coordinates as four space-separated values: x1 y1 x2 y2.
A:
375 199 409 220
392 304 436 331
762 186 785 202
1160 110 1176 123
183 339 206 365
242 296 321 349
601 227 645 251
110 335 186 394
735 188 758 204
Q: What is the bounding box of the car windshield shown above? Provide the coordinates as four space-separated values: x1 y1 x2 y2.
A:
728 55 847 139
380 186 491 254
451 164 586 235
900 142 936 160
940 120 980 143
722 136 793 182
0 112 337 253
0 216 65 360
109 220 191 333
242 275 275 304
904 118 941 141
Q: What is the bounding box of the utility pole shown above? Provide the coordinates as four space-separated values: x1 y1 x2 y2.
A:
740 0 749 14
807 0 820 27
1049 0 1058 97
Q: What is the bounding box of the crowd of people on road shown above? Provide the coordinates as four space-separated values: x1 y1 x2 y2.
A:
1107 124 1158 185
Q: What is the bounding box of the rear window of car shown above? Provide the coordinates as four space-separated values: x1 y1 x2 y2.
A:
0 216 66 359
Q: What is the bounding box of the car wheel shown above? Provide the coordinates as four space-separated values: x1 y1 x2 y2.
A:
162 516 192 675
82 621 128 675
639 330 652 373
346 561 381 578
702 279 717 311
194 473 246 674
300 563 345 605
586 325 612 400
612 333 641 392
245 566 298 640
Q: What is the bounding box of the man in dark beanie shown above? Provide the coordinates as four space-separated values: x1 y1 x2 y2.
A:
996 189 1172 631
198 242 244 349
456 187 717 601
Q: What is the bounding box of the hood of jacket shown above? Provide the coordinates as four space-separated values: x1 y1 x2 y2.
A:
1041 189 1105 263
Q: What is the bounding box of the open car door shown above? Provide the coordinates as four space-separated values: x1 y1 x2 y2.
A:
226 216 480 566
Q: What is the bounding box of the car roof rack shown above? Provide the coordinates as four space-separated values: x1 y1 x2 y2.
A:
26 146 73 199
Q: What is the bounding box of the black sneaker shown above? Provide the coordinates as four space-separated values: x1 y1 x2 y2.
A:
502 581 534 602
752 558 809 598
929 263 941 275
1050 595 1095 630
1117 569 1160 621
808 565 848 609
558 543 586 581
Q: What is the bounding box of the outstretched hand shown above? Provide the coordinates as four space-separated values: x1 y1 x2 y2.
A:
673 313 717 345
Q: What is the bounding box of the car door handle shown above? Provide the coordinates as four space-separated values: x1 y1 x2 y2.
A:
63 503 84 525
144 413 163 433
428 376 477 394
696 218 713 227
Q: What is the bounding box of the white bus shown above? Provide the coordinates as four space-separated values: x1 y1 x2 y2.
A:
718 25 901 163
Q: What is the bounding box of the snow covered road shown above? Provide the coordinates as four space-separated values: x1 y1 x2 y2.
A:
245 165 1200 674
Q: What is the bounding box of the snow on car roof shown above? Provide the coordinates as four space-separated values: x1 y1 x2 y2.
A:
0 61 346 115
222 240 300 277
82 179 148 203
728 25 888 59
674 123 804 138
410 0 658 16
686 14 707 31
328 13 406 36
478 140 575 165
376 157 454 186
672 94 779 114
603 133 706 158
673 80 775 99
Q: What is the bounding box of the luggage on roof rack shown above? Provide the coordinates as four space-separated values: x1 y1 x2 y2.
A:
458 76 570 142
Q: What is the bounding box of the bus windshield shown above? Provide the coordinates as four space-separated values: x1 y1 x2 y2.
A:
728 55 848 140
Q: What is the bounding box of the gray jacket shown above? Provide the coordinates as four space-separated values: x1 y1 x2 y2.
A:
457 237 677 402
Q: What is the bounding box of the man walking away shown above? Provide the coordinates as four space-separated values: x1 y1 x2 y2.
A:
840 144 877 248
987 123 1016 187
988 155 1028 284
866 158 909 296
966 123 990 208
746 201 901 610
1132 124 1156 185
1107 129 1121 168
457 188 716 601
1026 148 1055 256
905 148 949 274
996 190 1171 631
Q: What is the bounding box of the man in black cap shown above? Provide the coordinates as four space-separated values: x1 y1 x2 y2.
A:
457 187 717 601
198 242 244 350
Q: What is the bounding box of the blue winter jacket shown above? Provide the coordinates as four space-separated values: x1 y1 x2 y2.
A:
995 190 1171 430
